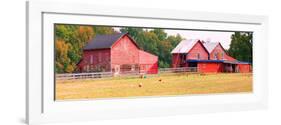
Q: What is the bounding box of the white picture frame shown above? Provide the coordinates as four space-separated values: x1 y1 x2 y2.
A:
26 1 268 124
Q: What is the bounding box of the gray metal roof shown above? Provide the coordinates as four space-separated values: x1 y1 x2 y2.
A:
83 32 127 50
171 39 199 54
203 42 219 53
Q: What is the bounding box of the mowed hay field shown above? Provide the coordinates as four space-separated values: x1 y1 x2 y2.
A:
56 73 252 100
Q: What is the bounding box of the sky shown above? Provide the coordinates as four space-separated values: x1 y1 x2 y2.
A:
114 27 234 49
164 29 234 49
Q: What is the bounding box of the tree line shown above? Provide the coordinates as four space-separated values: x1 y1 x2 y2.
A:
55 25 118 73
55 25 183 73
228 32 253 63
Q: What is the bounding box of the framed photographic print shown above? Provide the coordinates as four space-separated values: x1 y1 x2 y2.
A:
26 1 268 124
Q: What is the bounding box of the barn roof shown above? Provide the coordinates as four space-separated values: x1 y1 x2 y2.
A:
171 39 199 54
203 42 219 53
83 32 128 50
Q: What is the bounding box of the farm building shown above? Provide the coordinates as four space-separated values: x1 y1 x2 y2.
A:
171 39 251 73
77 33 158 74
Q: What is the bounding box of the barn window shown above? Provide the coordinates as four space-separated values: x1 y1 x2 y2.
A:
197 53 200 59
214 52 218 60
87 65 90 72
221 53 224 60
90 55 93 64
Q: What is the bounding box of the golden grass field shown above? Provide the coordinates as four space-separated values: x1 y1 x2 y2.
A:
55 73 252 100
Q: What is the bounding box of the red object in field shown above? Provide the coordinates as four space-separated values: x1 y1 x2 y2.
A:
171 39 252 73
77 33 158 74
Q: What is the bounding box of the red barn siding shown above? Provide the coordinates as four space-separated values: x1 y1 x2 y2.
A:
111 35 140 70
187 42 209 60
78 34 158 74
238 64 251 73
209 44 227 60
139 50 158 74
171 54 180 68
198 62 223 73
171 41 209 68
171 53 188 68
77 34 158 74
77 49 111 72
171 40 251 73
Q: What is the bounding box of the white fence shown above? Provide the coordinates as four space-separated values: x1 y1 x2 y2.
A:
56 67 198 80
159 67 197 73
56 72 113 80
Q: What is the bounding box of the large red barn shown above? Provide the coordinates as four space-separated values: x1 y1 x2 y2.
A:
171 39 252 73
77 33 158 74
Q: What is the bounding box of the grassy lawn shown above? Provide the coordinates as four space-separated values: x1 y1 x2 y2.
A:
55 73 252 100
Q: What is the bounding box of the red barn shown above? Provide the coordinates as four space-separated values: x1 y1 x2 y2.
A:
77 33 158 74
172 39 209 68
171 39 252 73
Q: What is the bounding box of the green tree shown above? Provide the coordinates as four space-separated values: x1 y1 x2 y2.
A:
167 34 183 47
228 32 253 63
94 26 116 35
157 33 182 68
55 40 72 73
150 29 167 41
